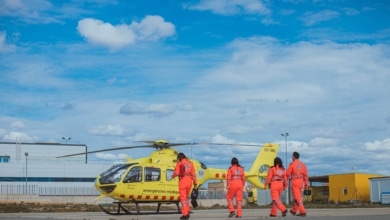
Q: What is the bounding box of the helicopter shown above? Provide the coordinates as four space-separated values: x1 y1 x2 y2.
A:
57 139 279 215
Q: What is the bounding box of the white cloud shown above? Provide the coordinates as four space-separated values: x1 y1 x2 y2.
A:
2 131 36 142
119 102 175 117
0 0 61 24
87 124 127 136
95 152 128 161
129 15 176 41
3 60 68 88
226 124 264 134
0 32 15 53
300 10 340 26
308 137 338 147
10 121 25 129
106 77 116 85
77 15 175 50
180 104 194 111
186 0 271 16
364 139 390 151
342 7 360 16
0 128 6 136
211 134 237 143
77 18 136 49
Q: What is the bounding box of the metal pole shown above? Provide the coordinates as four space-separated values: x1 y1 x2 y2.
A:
25 152 28 194
284 136 287 175
281 133 289 204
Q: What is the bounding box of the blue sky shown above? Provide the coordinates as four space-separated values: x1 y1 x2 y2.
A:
1 0 390 177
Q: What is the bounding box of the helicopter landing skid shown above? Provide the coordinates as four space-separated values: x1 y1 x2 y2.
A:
98 201 134 215
98 201 181 215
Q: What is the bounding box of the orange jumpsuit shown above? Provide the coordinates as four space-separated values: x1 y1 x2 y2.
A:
265 165 287 216
287 159 308 214
226 164 245 217
172 158 197 216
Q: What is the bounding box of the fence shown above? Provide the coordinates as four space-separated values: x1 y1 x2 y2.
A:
1 185 250 200
0 185 100 196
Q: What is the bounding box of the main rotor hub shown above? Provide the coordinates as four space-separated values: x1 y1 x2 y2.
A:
152 139 170 149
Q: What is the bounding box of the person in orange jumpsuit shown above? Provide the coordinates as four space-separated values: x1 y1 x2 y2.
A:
264 157 288 217
226 157 245 218
287 151 308 217
172 152 197 220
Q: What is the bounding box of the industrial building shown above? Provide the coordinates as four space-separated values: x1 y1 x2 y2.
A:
328 173 383 203
0 141 113 195
308 173 385 203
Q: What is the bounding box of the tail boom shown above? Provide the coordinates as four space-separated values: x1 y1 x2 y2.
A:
246 143 279 188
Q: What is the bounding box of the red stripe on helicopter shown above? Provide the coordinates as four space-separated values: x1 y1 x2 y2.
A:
120 194 125 198
222 174 226 178
154 195 159 200
169 196 175 201
146 195 150 199
137 195 142 199
215 173 220 178
129 195 134 199
162 196 167 200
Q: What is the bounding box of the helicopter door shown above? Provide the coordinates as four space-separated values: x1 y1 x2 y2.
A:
123 166 142 183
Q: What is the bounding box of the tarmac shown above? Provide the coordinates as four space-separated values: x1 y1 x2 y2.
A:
0 208 389 220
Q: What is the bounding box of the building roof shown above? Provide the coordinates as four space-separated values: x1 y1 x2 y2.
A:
369 176 390 180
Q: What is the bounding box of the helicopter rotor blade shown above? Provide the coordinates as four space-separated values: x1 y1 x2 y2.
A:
56 140 263 158
56 144 156 158
193 142 264 147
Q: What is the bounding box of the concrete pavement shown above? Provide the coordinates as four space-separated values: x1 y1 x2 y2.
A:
0 208 389 220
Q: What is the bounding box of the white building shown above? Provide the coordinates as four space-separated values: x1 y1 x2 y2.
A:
369 176 390 204
0 141 114 195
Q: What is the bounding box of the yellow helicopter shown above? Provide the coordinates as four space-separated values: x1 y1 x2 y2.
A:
57 139 279 215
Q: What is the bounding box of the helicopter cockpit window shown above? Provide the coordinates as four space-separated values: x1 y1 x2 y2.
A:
99 163 132 184
166 169 174 181
123 166 142 183
144 167 161 182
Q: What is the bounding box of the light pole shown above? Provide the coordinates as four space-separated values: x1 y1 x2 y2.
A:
62 137 71 144
25 152 28 194
85 145 88 164
281 132 289 204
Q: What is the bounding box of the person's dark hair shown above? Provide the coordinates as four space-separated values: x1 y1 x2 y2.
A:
274 157 284 168
177 152 187 161
231 157 242 167
293 151 300 159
